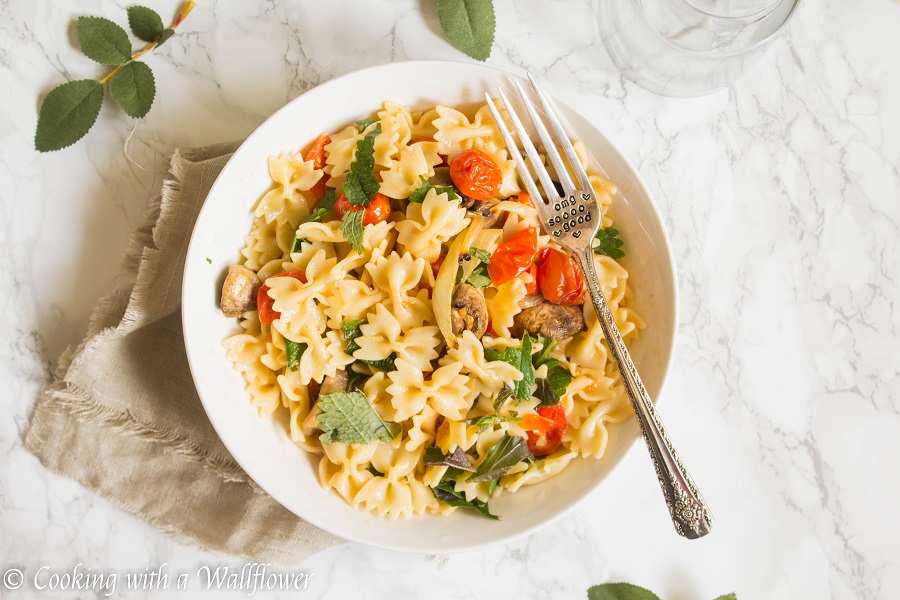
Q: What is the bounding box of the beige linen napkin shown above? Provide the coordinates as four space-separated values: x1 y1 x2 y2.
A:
25 142 343 564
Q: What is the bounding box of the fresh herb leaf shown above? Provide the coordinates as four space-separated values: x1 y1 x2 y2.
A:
127 6 165 43
713 595 738 600
408 175 460 203
432 483 498 519
302 206 329 224
469 247 492 263
469 433 533 483
290 237 306 253
362 353 398 372
594 227 626 259
343 123 381 206
109 60 155 118
492 384 514 411
487 477 500 498
347 369 368 392
317 390 400 444
535 365 573 408
455 265 465 285
205 257 212 264
341 319 398 371
424 446 474 471
367 464 384 477
76 16 132 65
340 209 365 253
532 335 557 368
34 80 104 152
437 0 496 62
484 333 535 401
322 187 337 210
285 339 307 372
441 466 466 483
534 378 557 408
466 263 492 288
587 583 662 600
465 413 522 432
356 117 376 133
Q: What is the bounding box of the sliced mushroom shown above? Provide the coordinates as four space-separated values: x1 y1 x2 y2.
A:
451 283 489 338
515 301 585 341
220 264 260 318
467 199 502 228
301 368 350 436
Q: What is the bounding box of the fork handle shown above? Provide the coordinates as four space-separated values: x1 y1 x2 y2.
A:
577 248 713 539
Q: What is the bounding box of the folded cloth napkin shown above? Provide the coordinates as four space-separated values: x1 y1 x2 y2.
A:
25 142 343 564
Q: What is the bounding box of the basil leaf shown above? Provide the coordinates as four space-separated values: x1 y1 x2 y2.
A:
423 446 474 471
343 123 381 206
362 353 398 372
469 433 532 483
290 237 306 254
468 247 492 263
594 227 626 259
437 0 496 62
318 391 400 444
356 117 377 133
466 263 492 288
285 340 307 372
432 483 498 520
465 413 521 432
587 583 662 600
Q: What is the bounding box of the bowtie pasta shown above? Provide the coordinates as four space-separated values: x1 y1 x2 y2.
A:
220 100 645 519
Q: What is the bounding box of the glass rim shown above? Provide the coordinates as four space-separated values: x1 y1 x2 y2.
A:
679 0 784 20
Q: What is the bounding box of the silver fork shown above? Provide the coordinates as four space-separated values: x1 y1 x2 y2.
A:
486 74 712 539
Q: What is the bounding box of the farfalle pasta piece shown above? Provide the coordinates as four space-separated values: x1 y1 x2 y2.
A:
364 251 433 328
440 330 522 399
503 449 578 492
485 277 527 338
396 188 469 262
318 441 378 507
432 104 504 157
255 152 322 224
386 359 470 421
379 141 443 200
222 316 282 417
353 304 440 372
354 444 439 517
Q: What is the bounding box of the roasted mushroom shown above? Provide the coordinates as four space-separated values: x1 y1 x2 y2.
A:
430 167 503 227
515 301 585 341
451 283 489 338
220 264 260 317
301 368 350 436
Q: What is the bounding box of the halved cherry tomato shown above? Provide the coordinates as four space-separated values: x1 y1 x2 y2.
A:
537 247 584 305
487 227 538 286
521 412 554 435
486 320 499 337
526 404 568 457
305 134 331 200
334 192 392 226
430 254 446 279
449 149 502 201
524 262 539 295
515 190 532 205
257 270 307 324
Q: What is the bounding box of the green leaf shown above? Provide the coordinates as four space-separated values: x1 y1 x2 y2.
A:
340 209 365 253
594 227 626 259
302 206 329 225
492 384 514 410
423 446 474 471
322 187 337 210
356 117 376 133
156 28 175 47
285 340 307 372
362 353 398 372
367 464 384 477
127 6 164 43
587 583 661 600
465 413 521 432
713 595 738 600
455 265 464 285
433 483 498 519
317 391 401 444
341 319 398 371
109 60 155 118
548 366 573 398
487 477 500 498
408 175 459 203
469 433 532 483
466 263 492 288
34 79 104 152
484 333 535 401
534 378 557 408
532 335 557 368
290 237 306 253
437 0 496 61
76 16 132 65
469 247 492 263
343 123 381 206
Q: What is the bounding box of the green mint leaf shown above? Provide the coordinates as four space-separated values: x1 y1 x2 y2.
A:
437 0 496 61
548 366 573 398
127 6 164 43
487 477 500 498
492 384 514 411
322 187 337 210
484 333 535 401
342 318 366 355
347 369 368 392
362 353 398 372
594 227 626 259
713 595 738 600
76 16 132 65
587 583 662 600
469 247 492 263
466 263 492 288
532 335 557 368
156 28 175 47
423 446 474 471
432 483 498 519
356 117 376 133
109 60 155 118
290 237 306 253
34 79 104 152
343 123 381 206
534 378 558 408
469 433 532 483
302 206 329 225
367 463 384 477
408 175 459 203
317 390 400 444
285 340 307 372
465 413 522 432
340 209 365 253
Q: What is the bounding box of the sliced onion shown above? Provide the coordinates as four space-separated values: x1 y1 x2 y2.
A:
434 217 484 347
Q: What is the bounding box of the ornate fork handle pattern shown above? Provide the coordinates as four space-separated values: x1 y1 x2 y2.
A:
578 248 712 539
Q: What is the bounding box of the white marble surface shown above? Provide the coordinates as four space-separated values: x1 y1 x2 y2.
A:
2 0 899 598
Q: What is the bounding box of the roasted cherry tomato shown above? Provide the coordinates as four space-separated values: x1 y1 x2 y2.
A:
526 404 568 457
334 192 392 226
449 149 502 201
537 247 584 305
257 270 307 324
515 190 532 205
305 134 331 199
521 412 554 435
430 254 446 279
487 227 538 286
524 262 539 295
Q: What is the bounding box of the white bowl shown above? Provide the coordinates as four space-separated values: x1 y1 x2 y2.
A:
182 60 677 553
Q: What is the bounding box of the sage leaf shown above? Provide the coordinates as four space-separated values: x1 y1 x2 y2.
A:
587 583 661 600
76 16 132 65
109 61 156 118
437 0 496 61
318 391 401 445
423 446 474 471
469 433 532 483
34 80 104 152
127 6 165 43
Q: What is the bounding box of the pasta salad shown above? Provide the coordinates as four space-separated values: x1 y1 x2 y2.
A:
220 100 644 519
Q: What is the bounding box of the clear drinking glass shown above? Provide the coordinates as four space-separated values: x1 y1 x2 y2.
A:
599 0 801 97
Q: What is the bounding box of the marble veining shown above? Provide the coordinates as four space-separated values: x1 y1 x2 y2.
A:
1 0 898 598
